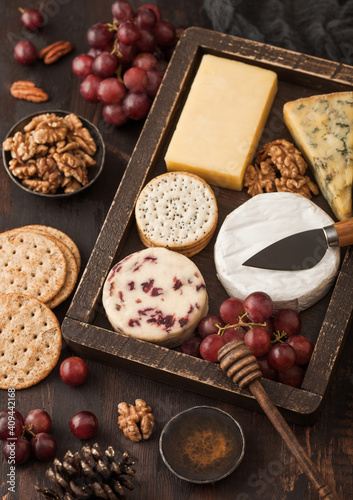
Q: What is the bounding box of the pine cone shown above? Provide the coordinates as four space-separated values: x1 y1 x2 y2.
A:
35 443 135 500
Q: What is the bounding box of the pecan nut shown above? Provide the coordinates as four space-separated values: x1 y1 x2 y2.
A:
38 40 73 64
10 81 49 103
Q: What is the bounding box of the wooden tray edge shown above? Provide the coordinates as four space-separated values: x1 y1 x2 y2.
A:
62 317 323 425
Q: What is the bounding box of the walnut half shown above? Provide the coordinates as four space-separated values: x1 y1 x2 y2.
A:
118 399 154 442
244 139 319 199
2 112 97 194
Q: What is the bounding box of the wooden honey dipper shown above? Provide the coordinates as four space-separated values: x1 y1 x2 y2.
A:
218 339 339 500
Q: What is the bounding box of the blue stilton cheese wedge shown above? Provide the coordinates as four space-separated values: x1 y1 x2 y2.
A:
283 92 353 220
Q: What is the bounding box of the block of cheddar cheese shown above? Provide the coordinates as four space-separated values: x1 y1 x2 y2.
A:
164 54 278 190
283 91 353 221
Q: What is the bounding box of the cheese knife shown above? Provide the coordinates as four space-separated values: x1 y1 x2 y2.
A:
243 218 353 271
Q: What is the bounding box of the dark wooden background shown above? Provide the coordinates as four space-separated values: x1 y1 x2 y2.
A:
1 1 353 499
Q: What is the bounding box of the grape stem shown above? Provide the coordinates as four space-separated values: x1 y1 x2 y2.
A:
107 21 119 32
115 64 124 82
20 424 36 440
111 38 122 58
216 319 266 336
272 330 288 343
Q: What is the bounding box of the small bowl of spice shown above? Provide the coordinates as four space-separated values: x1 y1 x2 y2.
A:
2 110 105 198
159 406 245 484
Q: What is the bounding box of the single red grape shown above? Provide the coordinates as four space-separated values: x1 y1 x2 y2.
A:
87 48 102 58
97 77 126 104
223 327 246 343
181 336 202 357
60 357 88 387
154 21 176 47
2 438 30 465
122 91 151 120
197 315 224 339
123 67 148 93
87 22 114 50
72 54 94 78
219 297 245 325
268 343 296 371
24 409 51 433
80 74 102 103
14 40 37 65
103 102 129 126
112 0 134 22
0 409 23 441
278 364 304 388
31 432 57 461
257 355 278 381
244 291 274 322
136 28 157 52
92 52 118 78
144 70 163 98
136 8 157 29
273 309 302 337
138 4 162 22
286 335 314 365
69 411 98 439
244 327 271 357
117 21 140 45
114 41 137 64
20 8 43 31
132 52 158 71
199 334 226 362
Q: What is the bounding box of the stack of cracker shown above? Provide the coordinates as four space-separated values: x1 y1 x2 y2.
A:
135 172 218 257
0 225 80 389
0 225 80 308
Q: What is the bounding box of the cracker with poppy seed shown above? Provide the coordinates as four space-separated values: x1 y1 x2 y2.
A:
135 172 218 257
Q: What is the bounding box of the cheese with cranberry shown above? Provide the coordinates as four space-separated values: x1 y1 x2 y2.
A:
102 247 208 347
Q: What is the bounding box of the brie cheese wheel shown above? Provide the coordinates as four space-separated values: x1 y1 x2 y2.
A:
214 193 340 311
102 247 208 347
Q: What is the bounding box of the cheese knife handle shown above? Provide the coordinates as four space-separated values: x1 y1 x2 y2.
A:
333 218 353 247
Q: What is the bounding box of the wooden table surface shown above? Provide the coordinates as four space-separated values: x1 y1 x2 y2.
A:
1 1 353 499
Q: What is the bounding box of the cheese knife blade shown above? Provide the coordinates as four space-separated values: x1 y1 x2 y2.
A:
242 218 353 271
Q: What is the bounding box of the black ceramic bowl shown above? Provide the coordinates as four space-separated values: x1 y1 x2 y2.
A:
159 406 245 484
2 110 105 199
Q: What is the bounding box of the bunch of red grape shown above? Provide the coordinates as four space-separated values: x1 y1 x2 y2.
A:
181 291 314 389
72 1 184 126
0 408 56 465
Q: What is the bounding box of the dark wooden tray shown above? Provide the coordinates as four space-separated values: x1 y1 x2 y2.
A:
62 27 353 425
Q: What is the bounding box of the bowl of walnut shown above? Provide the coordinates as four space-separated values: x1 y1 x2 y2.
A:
2 110 105 198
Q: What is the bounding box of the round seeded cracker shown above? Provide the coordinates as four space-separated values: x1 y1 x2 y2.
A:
0 230 66 303
135 172 218 257
45 239 78 309
19 225 81 272
0 293 62 389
